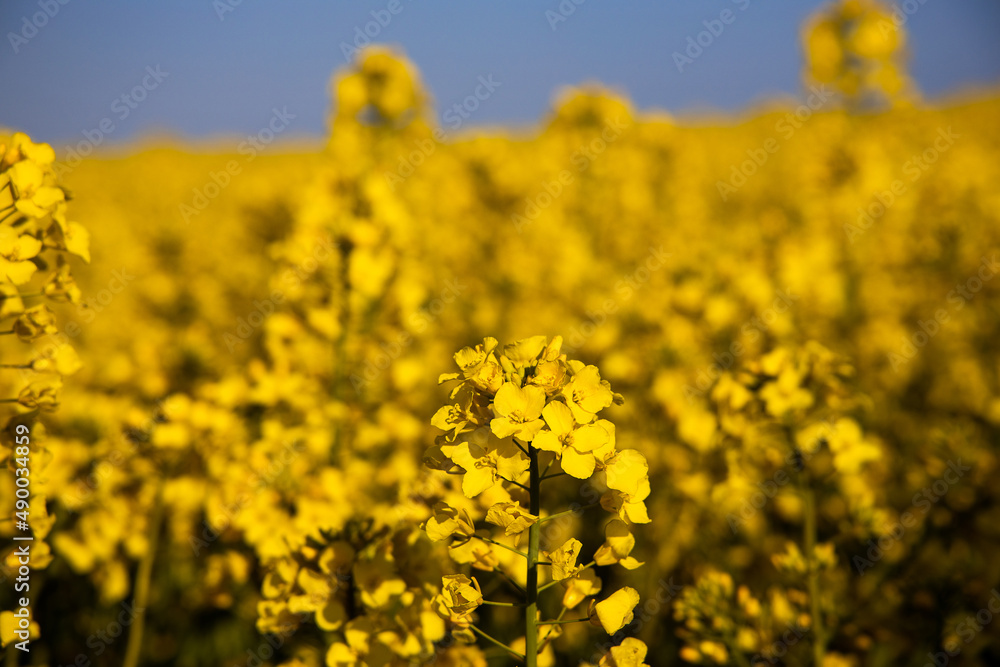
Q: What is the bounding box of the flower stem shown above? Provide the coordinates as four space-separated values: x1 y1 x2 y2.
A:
496 567 526 596
123 480 165 667
499 476 529 491
482 599 523 607
537 503 598 524
473 534 528 559
470 624 525 661
540 453 558 478
724 635 752 667
803 486 825 666
525 444 541 666
540 607 566 645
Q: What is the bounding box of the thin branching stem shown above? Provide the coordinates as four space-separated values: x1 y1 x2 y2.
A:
473 533 528 559
537 503 599 524
482 599 523 607
470 625 525 662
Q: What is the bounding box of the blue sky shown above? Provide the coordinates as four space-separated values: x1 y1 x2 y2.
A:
1 0 998 150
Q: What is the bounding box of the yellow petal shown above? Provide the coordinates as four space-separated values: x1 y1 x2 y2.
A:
542 400 575 435
485 502 538 536
326 642 356 666
494 382 546 421
64 222 91 262
594 587 640 634
32 342 83 376
601 637 649 667
8 161 43 192
1 258 37 285
562 568 602 609
533 430 563 453
544 538 582 581
502 335 548 363
571 423 610 452
0 284 24 317
604 450 649 497
562 447 596 479
316 599 347 631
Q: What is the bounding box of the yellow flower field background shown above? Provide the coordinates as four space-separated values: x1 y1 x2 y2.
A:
2 1 1000 666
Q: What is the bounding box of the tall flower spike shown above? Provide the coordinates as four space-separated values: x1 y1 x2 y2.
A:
427 336 648 666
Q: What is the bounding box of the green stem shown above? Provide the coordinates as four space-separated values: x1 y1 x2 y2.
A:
499 477 529 491
525 444 541 666
540 607 566 646
539 471 567 482
473 534 528 559
537 503 598 524
122 481 165 667
469 625 525 662
803 486 825 666
496 567 527 596
331 239 352 465
724 635 752 667
540 453 557 478
481 599 523 607
538 617 590 625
